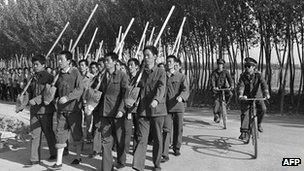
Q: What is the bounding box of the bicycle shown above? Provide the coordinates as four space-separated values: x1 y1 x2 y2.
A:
216 88 231 129
242 97 267 159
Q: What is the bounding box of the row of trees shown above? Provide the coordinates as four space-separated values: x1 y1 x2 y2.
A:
1 0 304 113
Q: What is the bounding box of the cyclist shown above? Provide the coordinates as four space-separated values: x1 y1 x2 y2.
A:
210 58 233 123
237 57 270 143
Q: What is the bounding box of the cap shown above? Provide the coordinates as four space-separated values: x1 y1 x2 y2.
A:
217 58 225 64
244 57 257 66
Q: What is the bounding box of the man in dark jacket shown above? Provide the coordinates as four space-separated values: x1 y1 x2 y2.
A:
78 59 94 142
96 52 129 170
125 58 140 154
237 57 270 143
210 58 233 123
132 46 167 171
52 51 84 169
26 54 56 165
161 55 189 163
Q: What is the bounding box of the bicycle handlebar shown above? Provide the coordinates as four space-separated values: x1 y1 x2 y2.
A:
216 88 231 91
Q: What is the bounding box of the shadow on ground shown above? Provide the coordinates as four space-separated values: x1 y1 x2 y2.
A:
264 116 304 124
183 118 211 127
0 139 101 171
183 134 256 160
183 117 233 130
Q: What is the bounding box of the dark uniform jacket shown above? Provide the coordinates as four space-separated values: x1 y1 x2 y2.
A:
137 66 167 117
55 67 84 112
237 71 269 98
82 71 94 90
211 69 233 90
97 69 128 117
28 70 54 115
166 71 189 113
126 72 139 113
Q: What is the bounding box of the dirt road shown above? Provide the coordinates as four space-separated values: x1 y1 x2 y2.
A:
0 103 303 171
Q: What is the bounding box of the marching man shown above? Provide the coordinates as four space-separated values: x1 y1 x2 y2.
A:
96 52 129 170
162 55 189 162
26 54 57 165
132 46 167 171
52 51 84 169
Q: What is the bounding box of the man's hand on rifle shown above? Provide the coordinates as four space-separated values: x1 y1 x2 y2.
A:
176 96 183 103
59 96 68 104
150 99 158 108
266 94 270 99
29 99 36 106
116 111 124 118
127 113 132 120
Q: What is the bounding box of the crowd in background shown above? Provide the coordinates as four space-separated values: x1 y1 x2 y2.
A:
0 58 105 102
0 67 32 102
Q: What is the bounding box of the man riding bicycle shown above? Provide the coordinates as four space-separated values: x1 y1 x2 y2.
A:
210 58 233 123
237 57 270 143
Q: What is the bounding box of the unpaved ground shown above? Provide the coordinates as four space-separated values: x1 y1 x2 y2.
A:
0 103 303 171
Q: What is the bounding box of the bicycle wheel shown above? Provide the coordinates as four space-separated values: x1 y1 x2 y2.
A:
222 101 227 129
252 116 258 159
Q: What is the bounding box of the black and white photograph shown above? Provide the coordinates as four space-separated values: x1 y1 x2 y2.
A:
0 0 303 170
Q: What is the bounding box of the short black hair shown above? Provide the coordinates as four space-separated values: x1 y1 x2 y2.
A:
167 55 178 62
176 58 182 66
32 54 46 65
121 62 127 68
90 61 98 68
143 46 158 56
158 63 165 67
128 58 140 66
70 59 77 67
78 59 88 66
104 52 119 62
117 60 123 65
59 50 73 61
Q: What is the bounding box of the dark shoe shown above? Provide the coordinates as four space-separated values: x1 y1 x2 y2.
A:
63 149 69 156
258 124 263 132
89 151 97 158
238 132 245 140
71 158 81 165
161 156 169 163
242 133 250 144
174 149 181 156
30 161 40 165
51 163 62 170
49 155 57 160
132 166 141 171
115 162 125 169
24 161 40 167
214 114 220 123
